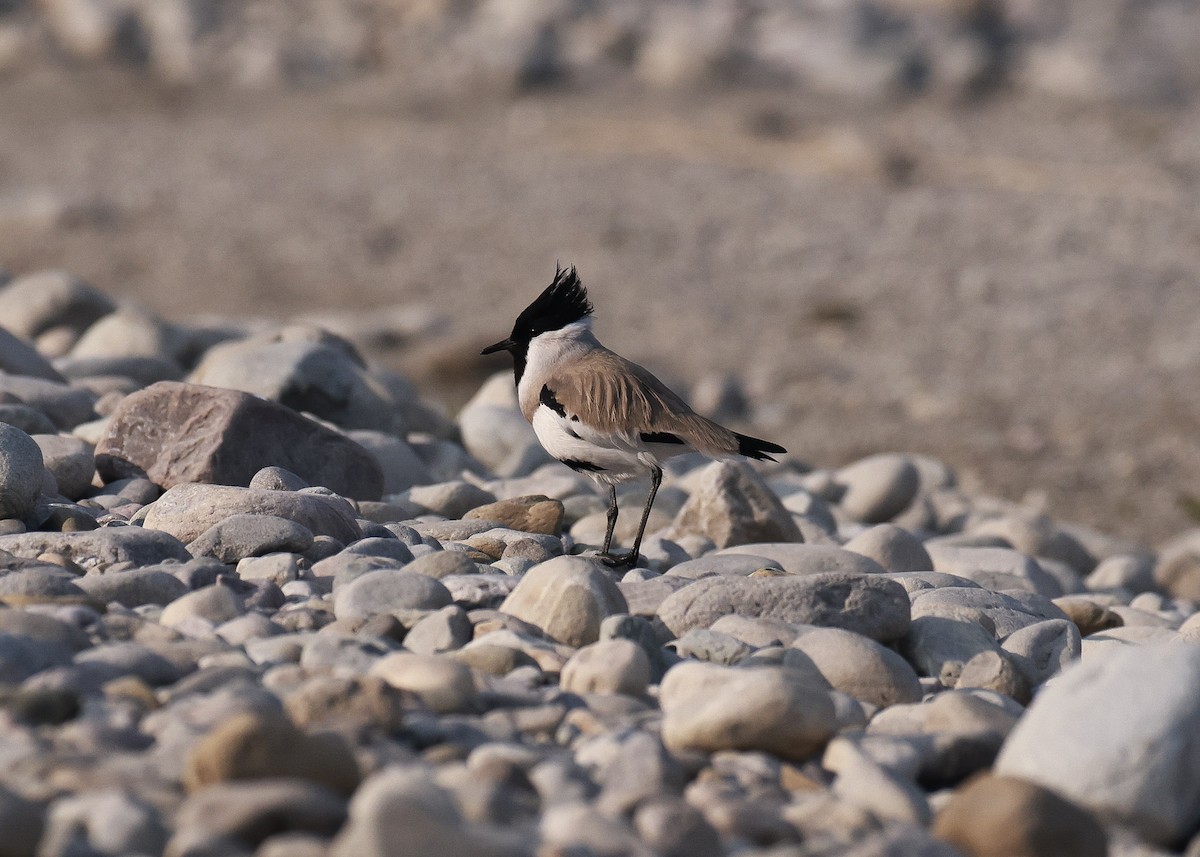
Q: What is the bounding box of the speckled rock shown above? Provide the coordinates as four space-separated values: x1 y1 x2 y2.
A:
95 381 383 499
0 424 44 522
0 528 190 570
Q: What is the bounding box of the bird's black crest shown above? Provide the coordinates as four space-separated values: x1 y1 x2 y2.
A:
510 264 594 342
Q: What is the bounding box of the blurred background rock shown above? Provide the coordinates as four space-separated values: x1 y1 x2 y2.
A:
0 0 1198 543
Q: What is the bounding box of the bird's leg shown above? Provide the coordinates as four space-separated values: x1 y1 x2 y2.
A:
602 484 619 555
598 484 632 567
625 465 662 569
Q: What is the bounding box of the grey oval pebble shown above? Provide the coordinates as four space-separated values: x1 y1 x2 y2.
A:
333 569 452 622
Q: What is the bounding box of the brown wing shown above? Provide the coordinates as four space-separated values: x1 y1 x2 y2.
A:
546 349 741 456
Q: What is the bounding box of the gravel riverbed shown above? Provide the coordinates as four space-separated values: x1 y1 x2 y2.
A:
0 272 1198 856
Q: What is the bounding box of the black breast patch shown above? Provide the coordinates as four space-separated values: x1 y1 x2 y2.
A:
539 385 567 418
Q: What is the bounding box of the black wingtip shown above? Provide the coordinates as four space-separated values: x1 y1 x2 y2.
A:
735 432 787 462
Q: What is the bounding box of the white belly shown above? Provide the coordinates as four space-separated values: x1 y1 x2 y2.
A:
530 406 652 483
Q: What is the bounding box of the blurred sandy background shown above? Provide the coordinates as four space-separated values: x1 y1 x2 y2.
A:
0 0 1198 544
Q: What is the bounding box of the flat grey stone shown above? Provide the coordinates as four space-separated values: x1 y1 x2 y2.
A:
160 583 245 629
73 567 189 607
0 326 63 382
440 574 520 609
0 608 89 650
342 537 414 564
657 571 911 643
404 551 480 580
0 270 116 340
348 430 432 495
0 374 97 429
75 641 184 685
910 587 1063 637
187 513 315 563
31 433 94 500
314 555 407 589
0 632 75 682
54 354 183 386
333 569 452 622
141 483 361 545
715 543 887 576
404 481 497 519
926 544 1062 597
190 333 405 433
664 554 785 580
0 567 87 599
843 524 933 573
834 453 920 524
0 404 57 436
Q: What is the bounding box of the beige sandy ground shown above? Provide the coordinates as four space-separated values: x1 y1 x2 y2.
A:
2 68 1199 545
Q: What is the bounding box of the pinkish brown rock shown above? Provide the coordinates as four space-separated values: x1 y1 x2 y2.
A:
94 381 382 499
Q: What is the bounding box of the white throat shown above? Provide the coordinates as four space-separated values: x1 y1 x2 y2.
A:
518 319 598 400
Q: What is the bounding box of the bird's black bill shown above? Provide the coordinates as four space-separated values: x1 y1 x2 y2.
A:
481 339 514 355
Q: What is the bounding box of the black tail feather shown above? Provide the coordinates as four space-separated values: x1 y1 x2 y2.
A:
735 432 787 461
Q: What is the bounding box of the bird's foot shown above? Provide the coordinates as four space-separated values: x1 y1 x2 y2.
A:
596 550 638 569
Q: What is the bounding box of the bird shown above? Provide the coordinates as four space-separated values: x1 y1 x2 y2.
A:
481 264 787 568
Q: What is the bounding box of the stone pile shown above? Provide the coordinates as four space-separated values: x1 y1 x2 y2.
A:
0 268 1198 856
